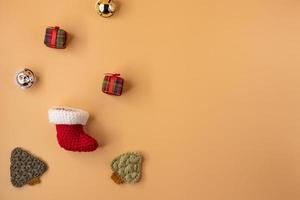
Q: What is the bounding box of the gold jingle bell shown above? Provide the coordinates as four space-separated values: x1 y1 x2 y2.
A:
96 0 116 18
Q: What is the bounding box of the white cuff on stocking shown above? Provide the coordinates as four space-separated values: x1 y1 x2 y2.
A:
48 107 89 125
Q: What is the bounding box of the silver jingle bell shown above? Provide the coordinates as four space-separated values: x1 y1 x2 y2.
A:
96 0 116 18
16 68 36 89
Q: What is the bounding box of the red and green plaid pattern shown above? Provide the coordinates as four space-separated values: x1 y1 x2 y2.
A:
44 26 67 49
102 74 124 96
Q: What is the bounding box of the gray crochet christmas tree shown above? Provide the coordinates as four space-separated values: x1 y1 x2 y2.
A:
10 147 48 187
111 152 143 184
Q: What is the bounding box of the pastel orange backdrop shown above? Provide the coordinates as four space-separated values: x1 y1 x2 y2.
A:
0 0 300 200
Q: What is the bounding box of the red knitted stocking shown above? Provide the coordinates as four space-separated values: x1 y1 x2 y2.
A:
48 107 98 152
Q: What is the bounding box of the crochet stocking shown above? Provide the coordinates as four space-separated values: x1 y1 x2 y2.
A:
48 107 98 152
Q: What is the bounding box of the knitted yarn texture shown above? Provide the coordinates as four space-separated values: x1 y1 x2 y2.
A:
111 152 143 184
48 107 98 152
10 147 48 187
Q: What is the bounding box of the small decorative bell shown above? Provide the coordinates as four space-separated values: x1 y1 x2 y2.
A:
15 68 36 89
96 0 116 18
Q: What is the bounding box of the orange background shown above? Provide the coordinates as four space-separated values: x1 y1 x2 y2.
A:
1 0 300 199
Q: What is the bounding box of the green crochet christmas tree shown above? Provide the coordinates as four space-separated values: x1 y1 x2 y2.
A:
111 152 143 184
10 147 48 187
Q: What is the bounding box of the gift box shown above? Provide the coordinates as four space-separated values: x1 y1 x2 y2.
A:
102 73 124 96
44 26 67 49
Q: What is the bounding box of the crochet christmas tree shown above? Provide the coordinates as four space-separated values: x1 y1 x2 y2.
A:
10 147 48 187
111 152 143 184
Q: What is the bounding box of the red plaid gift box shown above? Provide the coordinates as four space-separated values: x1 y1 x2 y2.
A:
44 26 67 49
102 73 124 96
